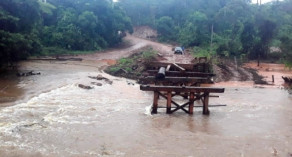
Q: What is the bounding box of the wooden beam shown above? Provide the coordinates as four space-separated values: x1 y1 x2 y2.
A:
203 92 210 115
139 76 208 84
172 63 185 71
146 62 195 70
166 65 171 72
152 91 159 114
147 70 215 77
140 85 225 93
158 91 189 113
167 92 172 114
158 104 226 108
189 92 194 114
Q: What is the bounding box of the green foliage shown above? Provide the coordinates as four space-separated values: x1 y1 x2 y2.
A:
156 16 176 41
41 0 133 51
106 48 158 76
192 46 215 59
142 48 157 61
0 0 133 67
0 0 42 66
120 0 291 62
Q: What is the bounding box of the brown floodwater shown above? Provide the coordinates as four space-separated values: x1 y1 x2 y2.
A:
0 60 292 157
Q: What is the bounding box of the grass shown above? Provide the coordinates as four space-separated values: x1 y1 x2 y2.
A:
105 47 158 79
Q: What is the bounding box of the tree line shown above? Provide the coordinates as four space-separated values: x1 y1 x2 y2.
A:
118 0 292 66
0 0 133 67
1 0 291 68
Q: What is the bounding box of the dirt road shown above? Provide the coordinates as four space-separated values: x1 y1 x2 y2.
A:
75 34 194 64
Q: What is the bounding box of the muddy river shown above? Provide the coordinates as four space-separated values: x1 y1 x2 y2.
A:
0 59 291 157
1 34 292 156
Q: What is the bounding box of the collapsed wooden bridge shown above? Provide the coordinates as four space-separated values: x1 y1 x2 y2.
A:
139 59 225 115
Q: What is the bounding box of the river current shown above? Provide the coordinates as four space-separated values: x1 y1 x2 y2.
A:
0 60 292 157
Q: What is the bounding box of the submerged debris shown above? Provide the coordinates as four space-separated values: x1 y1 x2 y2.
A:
282 76 292 83
91 82 102 86
78 84 93 89
88 74 113 85
17 71 41 77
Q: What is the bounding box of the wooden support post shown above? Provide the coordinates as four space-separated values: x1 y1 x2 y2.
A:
166 65 171 72
203 92 210 115
167 92 172 114
152 91 159 114
189 92 194 114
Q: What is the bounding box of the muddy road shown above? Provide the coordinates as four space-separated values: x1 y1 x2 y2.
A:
0 34 292 157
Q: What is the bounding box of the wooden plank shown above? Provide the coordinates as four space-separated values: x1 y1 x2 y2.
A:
146 62 195 70
172 63 185 71
147 70 215 77
189 92 194 114
146 62 210 72
166 65 171 72
203 92 210 115
167 92 172 114
139 76 208 84
152 91 159 114
140 85 225 93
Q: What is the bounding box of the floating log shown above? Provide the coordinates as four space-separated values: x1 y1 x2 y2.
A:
155 67 166 79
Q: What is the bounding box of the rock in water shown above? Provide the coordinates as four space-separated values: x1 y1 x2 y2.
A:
78 84 93 89
91 82 102 86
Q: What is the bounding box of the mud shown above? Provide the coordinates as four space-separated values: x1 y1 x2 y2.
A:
0 34 292 157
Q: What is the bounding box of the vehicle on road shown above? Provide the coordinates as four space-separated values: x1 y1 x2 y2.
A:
174 47 184 55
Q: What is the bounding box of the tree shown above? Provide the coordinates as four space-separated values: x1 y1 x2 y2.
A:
156 16 176 41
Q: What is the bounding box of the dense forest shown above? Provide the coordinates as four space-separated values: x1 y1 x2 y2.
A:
0 0 291 68
119 0 292 66
0 0 132 66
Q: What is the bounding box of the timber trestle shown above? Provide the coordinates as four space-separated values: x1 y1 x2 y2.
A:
139 61 225 115
140 85 224 114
